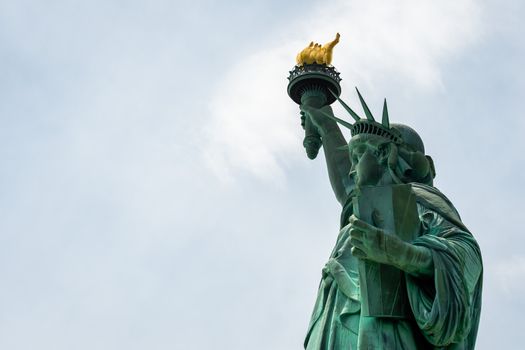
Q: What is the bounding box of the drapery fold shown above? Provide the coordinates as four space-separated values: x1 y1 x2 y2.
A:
305 184 483 350
407 226 482 348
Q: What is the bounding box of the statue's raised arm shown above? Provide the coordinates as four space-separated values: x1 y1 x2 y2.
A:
300 102 353 205
288 33 353 206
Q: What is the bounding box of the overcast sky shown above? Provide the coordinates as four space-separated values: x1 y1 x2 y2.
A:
1 0 524 349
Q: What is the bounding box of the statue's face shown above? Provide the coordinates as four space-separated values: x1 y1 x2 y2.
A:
348 135 391 187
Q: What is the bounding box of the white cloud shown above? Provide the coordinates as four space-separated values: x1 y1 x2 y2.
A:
488 255 525 294
203 46 301 185
204 0 483 183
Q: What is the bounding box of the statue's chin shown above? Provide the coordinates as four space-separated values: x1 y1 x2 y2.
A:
356 171 392 187
356 177 378 187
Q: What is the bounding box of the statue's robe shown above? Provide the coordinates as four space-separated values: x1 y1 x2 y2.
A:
304 183 483 350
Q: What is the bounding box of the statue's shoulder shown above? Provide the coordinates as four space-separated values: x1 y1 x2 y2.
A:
410 183 469 232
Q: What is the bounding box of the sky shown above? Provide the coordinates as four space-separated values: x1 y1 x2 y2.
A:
0 0 524 349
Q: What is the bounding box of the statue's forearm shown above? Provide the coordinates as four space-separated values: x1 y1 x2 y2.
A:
299 102 352 205
349 216 434 278
318 124 352 206
395 244 434 278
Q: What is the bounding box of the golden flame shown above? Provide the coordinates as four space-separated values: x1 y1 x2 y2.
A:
296 33 340 66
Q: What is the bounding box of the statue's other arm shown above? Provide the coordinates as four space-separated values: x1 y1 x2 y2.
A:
347 214 434 277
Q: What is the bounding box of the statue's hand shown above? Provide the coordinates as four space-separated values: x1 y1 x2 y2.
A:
348 215 433 276
299 104 338 136
348 214 407 265
300 110 307 130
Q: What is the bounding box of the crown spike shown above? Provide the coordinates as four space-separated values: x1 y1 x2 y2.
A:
328 89 361 122
355 87 375 121
382 98 390 128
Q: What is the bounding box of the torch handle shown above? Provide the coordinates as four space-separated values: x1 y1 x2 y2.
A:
303 116 322 160
301 92 327 160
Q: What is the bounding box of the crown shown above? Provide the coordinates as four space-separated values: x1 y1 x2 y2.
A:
313 87 404 144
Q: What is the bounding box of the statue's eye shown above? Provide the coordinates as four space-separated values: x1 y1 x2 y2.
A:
376 144 389 157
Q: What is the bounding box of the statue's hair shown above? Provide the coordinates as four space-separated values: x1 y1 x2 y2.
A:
387 142 434 186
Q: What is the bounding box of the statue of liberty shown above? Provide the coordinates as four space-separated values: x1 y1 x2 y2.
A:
288 34 483 350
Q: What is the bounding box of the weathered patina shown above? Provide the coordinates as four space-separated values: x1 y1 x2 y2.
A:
287 35 483 350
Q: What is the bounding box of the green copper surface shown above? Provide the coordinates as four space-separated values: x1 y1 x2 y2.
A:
294 90 482 350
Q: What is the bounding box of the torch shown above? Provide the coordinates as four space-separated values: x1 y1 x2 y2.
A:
287 33 342 159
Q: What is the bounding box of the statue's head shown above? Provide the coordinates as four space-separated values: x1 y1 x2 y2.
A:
324 88 435 187
348 123 435 187
348 133 391 186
